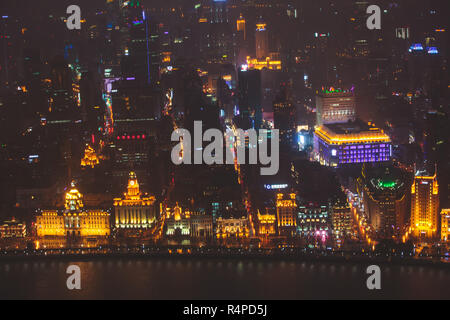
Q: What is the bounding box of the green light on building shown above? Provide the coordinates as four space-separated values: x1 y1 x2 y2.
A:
379 180 396 188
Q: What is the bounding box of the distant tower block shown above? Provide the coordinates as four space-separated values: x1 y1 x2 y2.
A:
411 169 439 241
316 87 356 126
255 22 269 59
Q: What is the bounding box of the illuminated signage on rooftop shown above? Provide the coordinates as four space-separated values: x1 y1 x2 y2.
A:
265 184 288 190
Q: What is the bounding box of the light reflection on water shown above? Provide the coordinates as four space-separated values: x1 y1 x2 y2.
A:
0 258 449 299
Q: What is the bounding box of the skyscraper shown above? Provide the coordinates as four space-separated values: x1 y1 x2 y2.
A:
411 169 440 241
276 192 297 236
121 3 160 87
255 22 269 59
237 68 262 128
273 84 296 149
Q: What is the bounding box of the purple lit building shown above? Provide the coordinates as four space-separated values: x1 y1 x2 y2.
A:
314 121 392 167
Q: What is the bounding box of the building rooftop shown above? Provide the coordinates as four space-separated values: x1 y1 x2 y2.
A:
317 87 355 97
315 120 391 145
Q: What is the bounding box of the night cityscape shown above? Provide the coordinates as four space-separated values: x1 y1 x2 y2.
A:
0 0 449 302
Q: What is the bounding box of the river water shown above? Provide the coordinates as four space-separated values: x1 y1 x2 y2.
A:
0 257 449 299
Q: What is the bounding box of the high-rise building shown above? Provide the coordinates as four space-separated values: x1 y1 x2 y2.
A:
255 22 269 59
48 55 78 122
331 205 353 240
236 15 246 37
121 2 160 86
441 209 450 242
276 193 297 236
237 69 262 128
202 0 234 63
114 172 157 229
112 118 157 177
316 87 356 126
273 84 296 149
411 170 439 241
357 165 408 239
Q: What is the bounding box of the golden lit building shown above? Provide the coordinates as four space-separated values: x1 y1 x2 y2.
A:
64 210 110 237
36 182 110 237
216 216 249 239
237 15 246 36
441 209 450 242
247 56 281 71
257 209 276 236
411 170 439 240
81 145 100 168
166 203 191 236
276 193 297 236
0 218 27 238
114 172 156 229
36 211 65 237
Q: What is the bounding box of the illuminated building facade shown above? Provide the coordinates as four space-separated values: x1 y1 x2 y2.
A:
357 165 408 238
35 182 110 237
166 204 191 236
190 213 214 238
314 120 392 167
36 211 65 237
216 216 249 239
316 88 356 126
276 193 297 236
411 170 439 240
297 204 330 241
236 15 246 38
64 210 111 237
257 210 276 236
247 56 281 71
114 172 156 229
441 209 450 242
81 145 100 168
331 205 353 239
0 218 27 238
